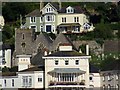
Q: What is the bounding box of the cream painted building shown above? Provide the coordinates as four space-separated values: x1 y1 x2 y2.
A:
43 44 91 89
25 3 94 34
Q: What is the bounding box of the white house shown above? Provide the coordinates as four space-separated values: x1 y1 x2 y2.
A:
43 43 91 89
16 55 31 71
25 2 94 34
0 44 12 68
0 66 44 90
0 44 101 90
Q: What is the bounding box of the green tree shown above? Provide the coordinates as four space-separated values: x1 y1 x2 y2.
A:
94 23 114 40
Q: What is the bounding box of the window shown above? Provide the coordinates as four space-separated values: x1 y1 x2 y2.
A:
30 25 37 32
38 77 42 82
116 73 118 80
107 75 111 81
22 76 32 87
40 17 43 22
4 79 6 87
46 7 53 13
30 17 36 23
75 60 79 65
66 6 74 13
40 25 43 32
46 15 54 22
22 33 24 39
55 60 58 65
90 77 93 81
65 60 69 65
74 17 79 22
103 76 105 81
83 23 91 30
12 79 14 87
62 17 66 22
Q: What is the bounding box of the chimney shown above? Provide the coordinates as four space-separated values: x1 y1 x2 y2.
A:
40 1 44 10
58 0 62 10
86 44 89 55
59 43 72 51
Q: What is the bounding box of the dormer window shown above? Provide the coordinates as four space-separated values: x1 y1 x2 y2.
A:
66 6 74 13
46 7 54 13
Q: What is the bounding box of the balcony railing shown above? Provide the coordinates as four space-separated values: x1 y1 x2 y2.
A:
49 81 85 86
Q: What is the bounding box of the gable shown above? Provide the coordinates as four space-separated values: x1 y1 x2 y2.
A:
40 3 58 14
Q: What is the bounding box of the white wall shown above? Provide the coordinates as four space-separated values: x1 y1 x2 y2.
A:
18 71 44 89
0 49 12 68
44 56 90 88
5 49 11 68
89 73 101 90
1 76 19 88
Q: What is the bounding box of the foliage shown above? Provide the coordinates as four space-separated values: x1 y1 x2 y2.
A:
79 44 86 54
2 2 39 22
94 23 114 40
2 66 10 72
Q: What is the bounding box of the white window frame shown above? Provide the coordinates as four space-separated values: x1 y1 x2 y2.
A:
52 25 55 33
45 15 55 22
55 60 59 65
38 75 42 82
40 25 43 32
62 17 66 23
116 73 118 80
12 79 14 87
75 60 79 65
30 17 36 23
40 17 43 23
22 76 32 87
65 60 69 65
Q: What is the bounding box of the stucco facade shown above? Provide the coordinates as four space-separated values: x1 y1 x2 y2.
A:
25 3 94 34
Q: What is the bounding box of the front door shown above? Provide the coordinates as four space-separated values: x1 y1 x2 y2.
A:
46 25 51 32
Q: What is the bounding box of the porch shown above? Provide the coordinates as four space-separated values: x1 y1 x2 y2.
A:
48 68 86 88
57 23 81 34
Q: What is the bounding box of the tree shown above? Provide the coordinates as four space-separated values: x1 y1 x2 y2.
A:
94 23 114 40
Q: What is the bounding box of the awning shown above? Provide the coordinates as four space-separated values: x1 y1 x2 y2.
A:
58 23 80 27
48 68 86 74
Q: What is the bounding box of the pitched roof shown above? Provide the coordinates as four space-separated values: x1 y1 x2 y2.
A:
19 66 44 72
36 33 53 50
48 68 85 74
59 6 85 14
52 33 76 51
25 9 41 17
44 51 86 57
30 52 44 65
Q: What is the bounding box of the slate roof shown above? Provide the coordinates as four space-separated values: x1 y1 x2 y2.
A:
30 52 44 66
26 3 85 17
45 51 86 57
59 6 84 13
25 9 41 17
48 68 86 74
89 64 99 73
36 33 53 50
52 33 77 51
19 66 44 72
2 72 17 76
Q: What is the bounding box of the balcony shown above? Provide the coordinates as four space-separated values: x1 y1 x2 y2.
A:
49 80 85 88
